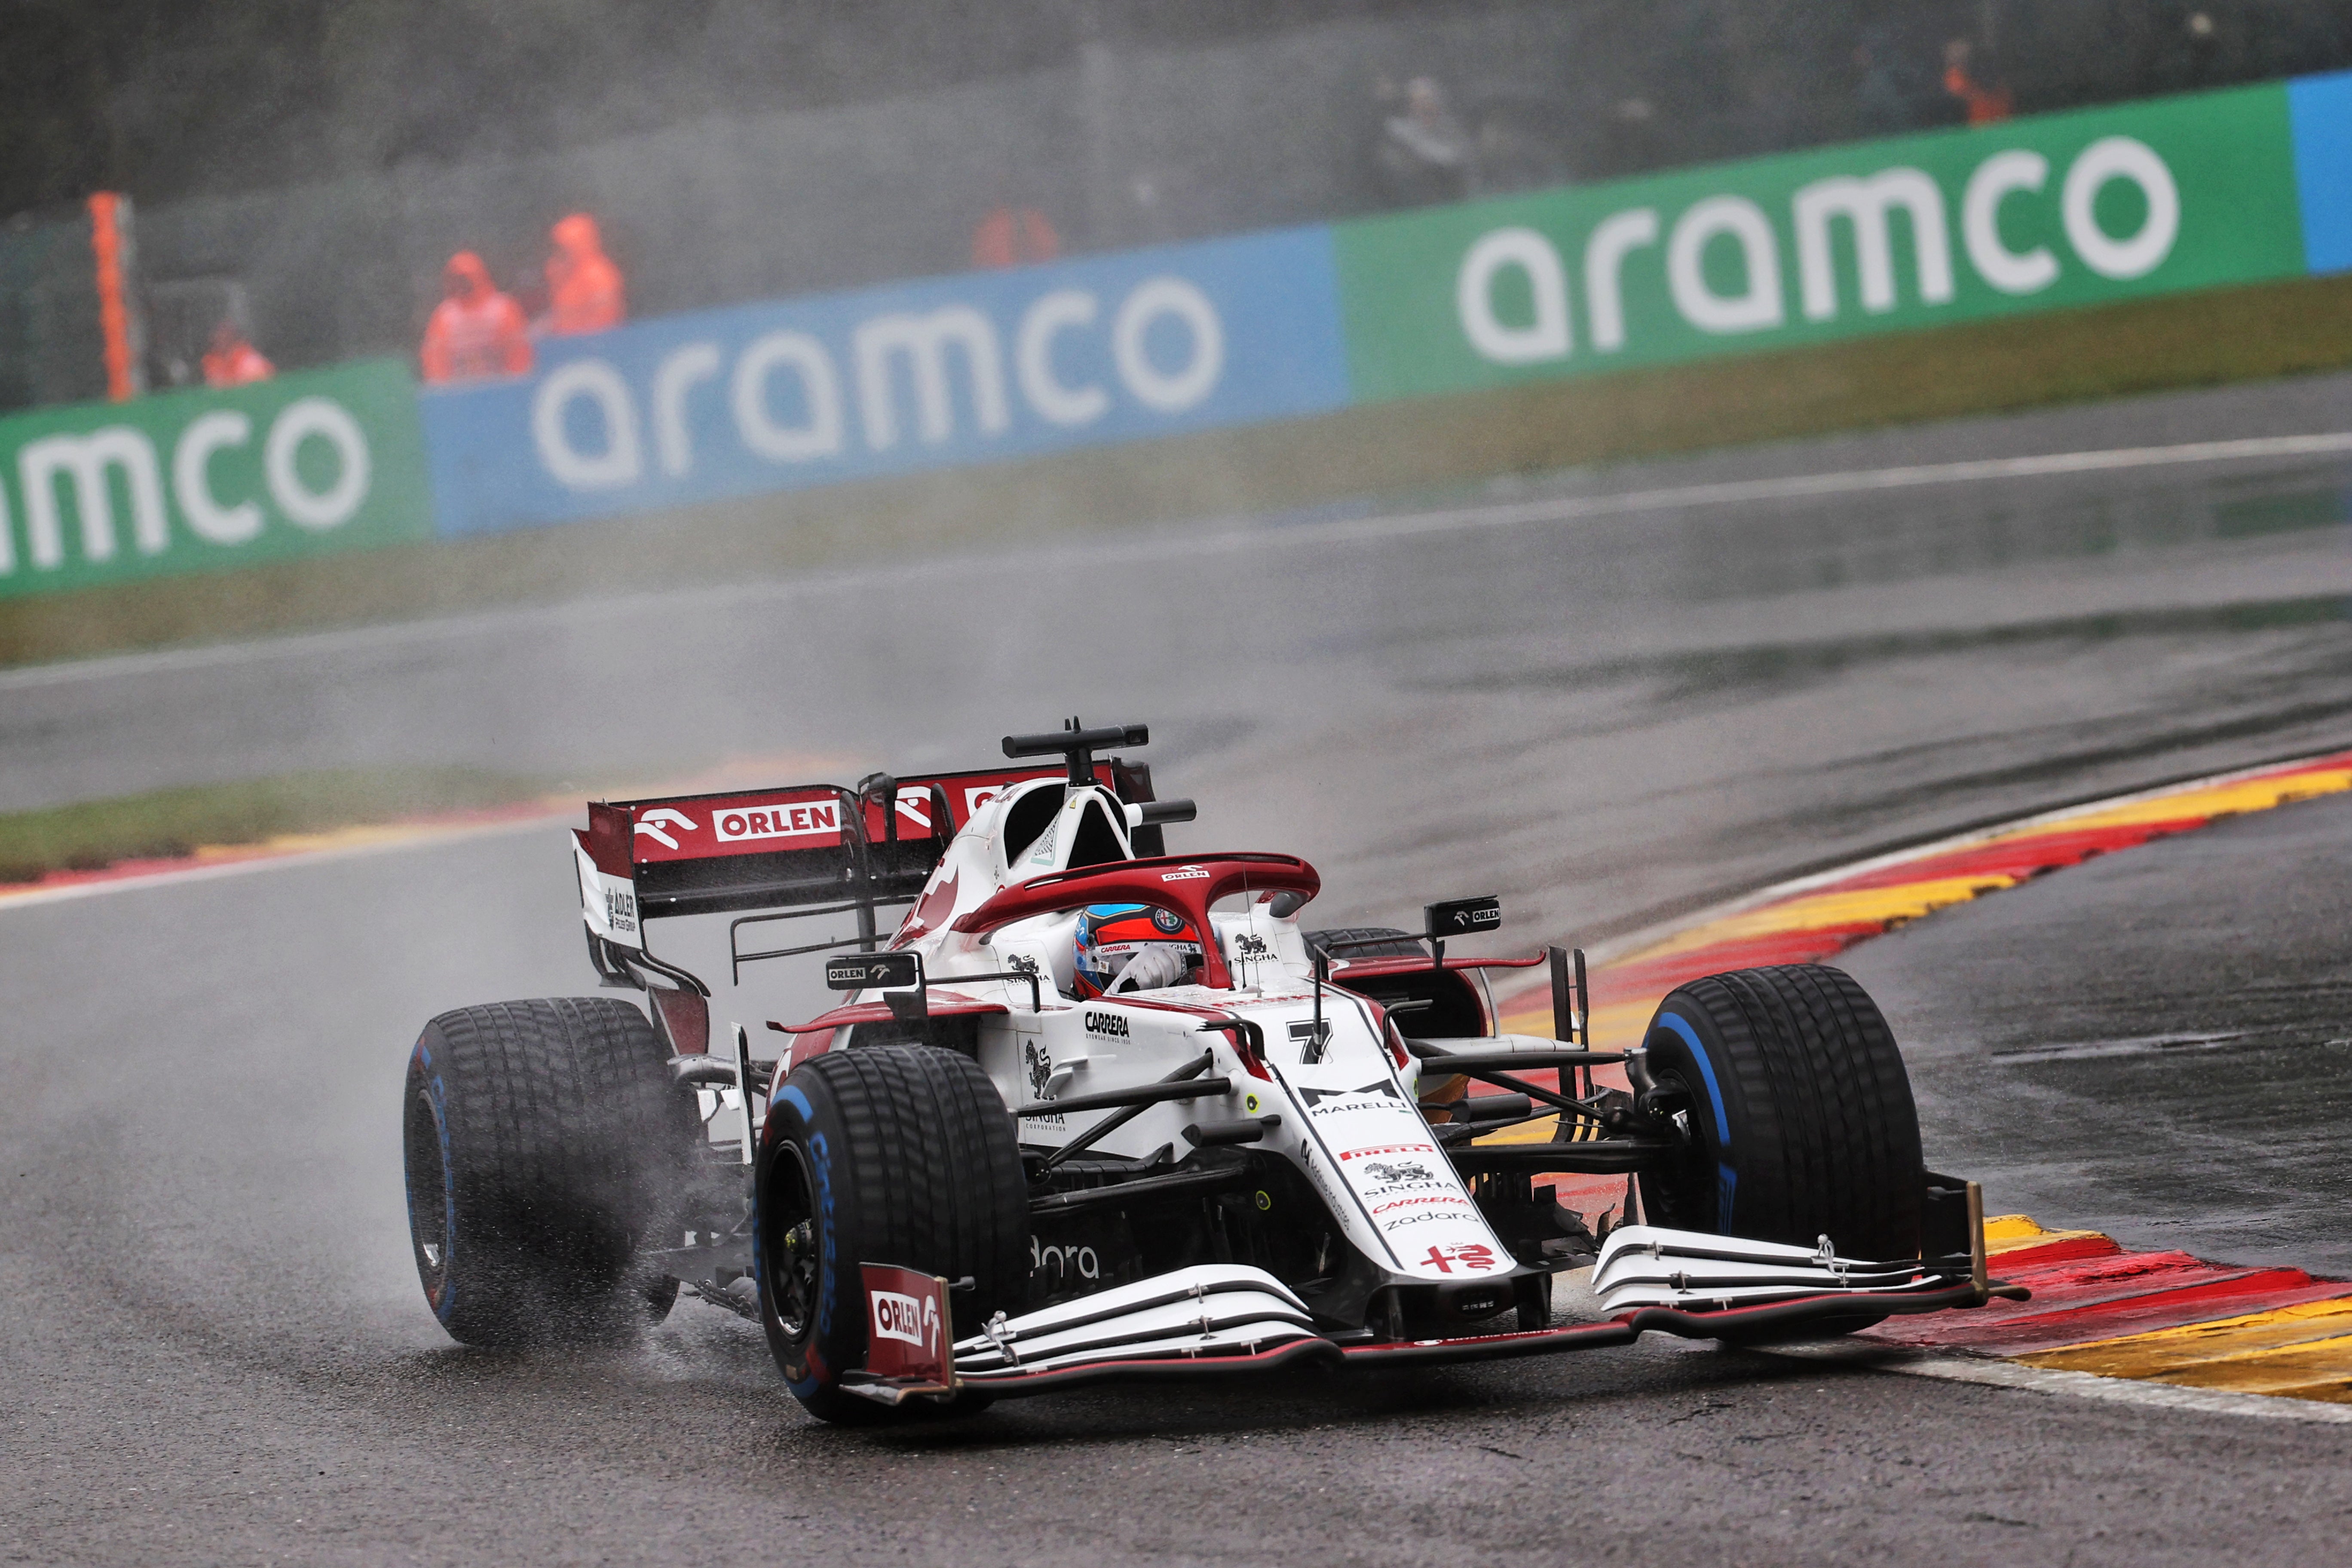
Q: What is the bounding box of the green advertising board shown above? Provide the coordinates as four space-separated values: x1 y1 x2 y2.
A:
1334 84 2308 402
0 357 430 600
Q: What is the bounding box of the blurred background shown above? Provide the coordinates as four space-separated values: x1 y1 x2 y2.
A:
5 0 2348 395
6 0 2352 842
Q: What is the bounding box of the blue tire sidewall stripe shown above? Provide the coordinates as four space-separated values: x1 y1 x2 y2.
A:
1656 1009 1738 1232
762 1081 829 1396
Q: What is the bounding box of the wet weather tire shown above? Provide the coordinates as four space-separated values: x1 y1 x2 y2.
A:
757 1045 1027 1424
1635 964 1923 1266
403 998 696 1348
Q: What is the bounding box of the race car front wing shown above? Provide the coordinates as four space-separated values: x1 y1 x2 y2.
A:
836 1182 2027 1406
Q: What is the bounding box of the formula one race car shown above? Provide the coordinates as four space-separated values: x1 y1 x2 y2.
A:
401 720 2020 1421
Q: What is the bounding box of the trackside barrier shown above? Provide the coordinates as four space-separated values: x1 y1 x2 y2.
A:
0 358 430 601
7 71 2352 599
1336 83 2309 401
418 228 1350 538
402 65 2352 540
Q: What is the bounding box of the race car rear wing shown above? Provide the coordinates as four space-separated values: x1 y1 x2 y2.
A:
572 755 1164 968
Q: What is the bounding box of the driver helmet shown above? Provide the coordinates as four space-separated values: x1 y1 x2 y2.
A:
1072 903 1203 998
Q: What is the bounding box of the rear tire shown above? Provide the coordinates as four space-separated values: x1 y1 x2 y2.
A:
403 998 696 1348
1635 964 1923 1262
756 1045 1028 1423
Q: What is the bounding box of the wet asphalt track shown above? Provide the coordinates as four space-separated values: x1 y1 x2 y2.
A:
1846 785 2352 1280
10 375 2352 1564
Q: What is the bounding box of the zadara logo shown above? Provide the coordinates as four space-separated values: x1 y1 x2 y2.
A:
870 1289 940 1351
1160 864 1211 882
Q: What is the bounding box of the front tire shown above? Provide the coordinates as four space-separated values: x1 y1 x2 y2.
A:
756 1045 1028 1423
402 998 695 1348
1635 964 1923 1262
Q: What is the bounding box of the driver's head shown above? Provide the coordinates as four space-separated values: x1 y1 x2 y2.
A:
1072 903 1203 998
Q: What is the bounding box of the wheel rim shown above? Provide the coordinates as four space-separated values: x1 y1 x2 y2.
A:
765 1144 822 1341
1635 1064 1720 1232
403 1080 454 1308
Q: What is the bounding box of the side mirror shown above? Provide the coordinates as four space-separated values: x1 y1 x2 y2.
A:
1424 895 1501 938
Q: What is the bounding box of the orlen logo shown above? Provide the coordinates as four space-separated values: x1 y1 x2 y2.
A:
714 800 841 843
1083 1010 1129 1038
1160 864 1211 882
870 1288 939 1351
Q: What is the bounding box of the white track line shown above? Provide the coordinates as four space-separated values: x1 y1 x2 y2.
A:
9 429 2349 693
0 811 570 916
1755 1340 2352 1424
1316 430 2352 543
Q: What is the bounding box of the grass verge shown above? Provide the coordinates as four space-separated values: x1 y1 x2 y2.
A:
0 767 559 886
7 270 2352 668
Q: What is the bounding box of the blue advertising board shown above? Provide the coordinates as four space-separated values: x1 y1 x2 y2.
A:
2289 70 2352 275
420 226 1350 537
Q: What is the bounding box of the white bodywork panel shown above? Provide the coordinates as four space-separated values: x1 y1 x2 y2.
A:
952 1265 1319 1377
1594 1225 1940 1311
574 842 643 950
796 773 1532 1287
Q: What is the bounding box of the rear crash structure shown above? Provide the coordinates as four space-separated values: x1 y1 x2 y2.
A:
400 719 2024 1421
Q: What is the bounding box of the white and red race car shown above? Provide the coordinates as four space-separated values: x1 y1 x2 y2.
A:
402 720 2019 1421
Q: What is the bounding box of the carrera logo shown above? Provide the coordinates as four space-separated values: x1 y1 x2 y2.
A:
1160 865 1211 882
715 800 841 842
1341 1142 1441 1162
1083 1010 1129 1038
1371 1194 1475 1214
870 1288 940 1351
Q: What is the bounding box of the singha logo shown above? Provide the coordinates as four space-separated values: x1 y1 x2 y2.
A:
1024 1040 1054 1100
1362 1161 1436 1184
